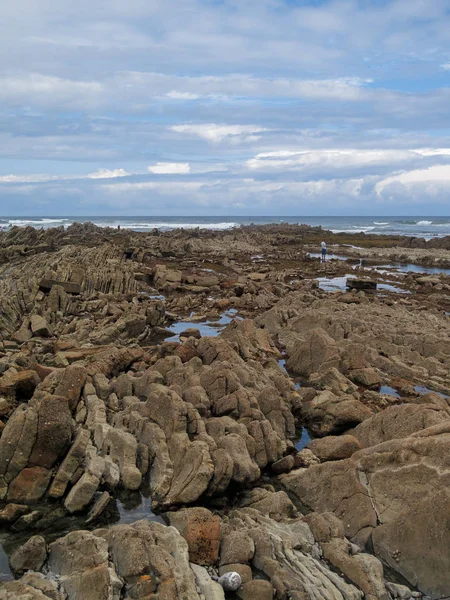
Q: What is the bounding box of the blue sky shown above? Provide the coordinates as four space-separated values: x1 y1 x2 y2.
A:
1 0 450 216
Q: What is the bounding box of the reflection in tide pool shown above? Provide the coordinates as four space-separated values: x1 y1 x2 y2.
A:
167 309 240 342
295 428 311 451
379 385 401 398
414 385 450 400
317 276 409 295
0 543 13 582
116 492 165 526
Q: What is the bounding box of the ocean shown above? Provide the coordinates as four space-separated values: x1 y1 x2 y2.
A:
1 216 450 239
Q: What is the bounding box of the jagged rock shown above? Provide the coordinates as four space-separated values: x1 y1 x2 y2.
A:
351 404 450 448
10 535 47 574
349 368 382 388
300 390 373 436
30 315 53 338
280 425 450 597
48 530 121 600
29 394 72 469
48 428 90 498
0 370 40 400
286 328 340 377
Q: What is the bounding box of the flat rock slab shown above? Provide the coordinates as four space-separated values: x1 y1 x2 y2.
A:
346 279 377 290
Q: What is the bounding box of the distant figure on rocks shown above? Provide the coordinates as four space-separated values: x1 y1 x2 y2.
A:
321 240 327 262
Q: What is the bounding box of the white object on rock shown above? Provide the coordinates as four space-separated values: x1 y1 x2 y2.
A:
217 571 242 591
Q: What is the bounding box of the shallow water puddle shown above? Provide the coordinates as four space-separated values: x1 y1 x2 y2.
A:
414 385 450 399
115 493 165 526
295 428 311 451
317 275 409 294
0 543 13 582
394 263 450 276
316 276 351 293
379 385 401 398
166 309 240 342
308 252 349 261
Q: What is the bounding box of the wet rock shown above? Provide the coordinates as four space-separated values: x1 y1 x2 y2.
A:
10 535 47 574
86 491 111 524
0 502 29 525
180 327 201 339
346 278 377 291
271 454 295 474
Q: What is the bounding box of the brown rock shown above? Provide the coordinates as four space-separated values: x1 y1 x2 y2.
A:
30 315 53 338
307 435 362 461
168 507 221 565
0 370 40 400
10 535 47 574
7 467 52 504
237 580 274 600
286 328 340 377
349 368 382 389
372 489 450 600
220 531 255 566
29 394 72 469
219 563 253 584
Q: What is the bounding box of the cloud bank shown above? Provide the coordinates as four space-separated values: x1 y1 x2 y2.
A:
2 0 450 215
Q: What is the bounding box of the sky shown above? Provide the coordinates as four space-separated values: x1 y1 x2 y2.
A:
2 0 450 216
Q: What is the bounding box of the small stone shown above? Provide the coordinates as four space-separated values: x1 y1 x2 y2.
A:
217 571 242 591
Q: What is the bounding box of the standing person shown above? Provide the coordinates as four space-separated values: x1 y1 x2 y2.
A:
321 240 327 262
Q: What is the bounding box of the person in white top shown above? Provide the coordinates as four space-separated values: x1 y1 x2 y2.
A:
321 240 327 262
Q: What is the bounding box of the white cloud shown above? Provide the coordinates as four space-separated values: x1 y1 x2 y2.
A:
87 168 129 179
166 91 201 100
0 174 56 183
170 124 268 143
148 162 191 174
247 148 450 173
0 73 103 109
0 168 130 184
441 63 450 70
376 164 450 194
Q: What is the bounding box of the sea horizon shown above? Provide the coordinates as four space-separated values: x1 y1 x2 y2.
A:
1 215 450 239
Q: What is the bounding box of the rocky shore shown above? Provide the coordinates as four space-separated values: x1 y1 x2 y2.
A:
0 222 449 600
